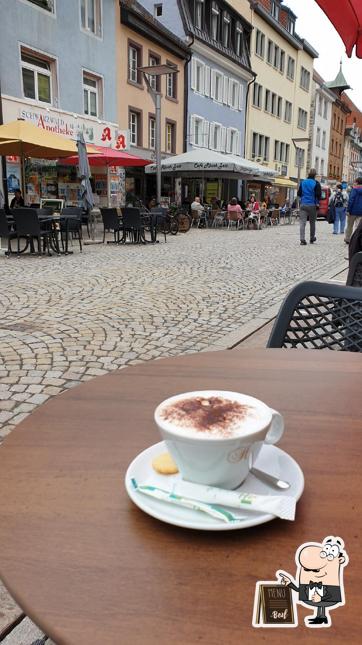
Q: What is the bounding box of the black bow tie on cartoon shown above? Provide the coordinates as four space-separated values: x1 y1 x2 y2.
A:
309 581 323 590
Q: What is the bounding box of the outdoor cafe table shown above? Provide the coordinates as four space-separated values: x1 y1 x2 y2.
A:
0 349 360 644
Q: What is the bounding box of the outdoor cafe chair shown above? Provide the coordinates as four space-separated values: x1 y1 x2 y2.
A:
12 208 52 256
60 207 83 252
150 207 168 243
212 211 226 228
100 208 122 244
0 208 17 256
121 207 146 244
347 252 362 287
267 280 362 352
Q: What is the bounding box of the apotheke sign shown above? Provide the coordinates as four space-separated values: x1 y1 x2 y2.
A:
2 96 129 150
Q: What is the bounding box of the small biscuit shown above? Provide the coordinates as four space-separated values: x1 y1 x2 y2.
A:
152 452 179 475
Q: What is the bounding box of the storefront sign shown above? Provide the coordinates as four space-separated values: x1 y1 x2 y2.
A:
2 96 128 150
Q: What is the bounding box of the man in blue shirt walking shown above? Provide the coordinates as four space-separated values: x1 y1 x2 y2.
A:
297 169 322 245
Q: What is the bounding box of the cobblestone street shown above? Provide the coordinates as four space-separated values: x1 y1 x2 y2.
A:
0 222 347 445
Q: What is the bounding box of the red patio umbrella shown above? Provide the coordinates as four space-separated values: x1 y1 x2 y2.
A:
62 145 150 167
315 0 362 58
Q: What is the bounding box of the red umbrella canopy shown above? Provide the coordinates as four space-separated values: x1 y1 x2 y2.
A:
315 0 362 57
62 146 150 167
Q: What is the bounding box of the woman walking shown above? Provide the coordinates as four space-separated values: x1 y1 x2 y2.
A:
329 184 348 235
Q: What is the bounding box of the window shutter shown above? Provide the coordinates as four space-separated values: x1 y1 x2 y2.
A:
190 114 195 145
209 123 215 150
191 58 197 91
228 79 233 107
220 126 226 152
236 131 241 156
203 120 209 148
211 70 216 99
204 66 211 97
226 129 231 154
200 62 205 95
239 83 244 110
223 75 228 104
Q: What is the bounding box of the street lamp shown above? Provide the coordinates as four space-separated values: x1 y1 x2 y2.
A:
138 64 179 206
292 137 310 204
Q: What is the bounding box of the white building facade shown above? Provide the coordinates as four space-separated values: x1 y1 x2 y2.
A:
308 71 335 183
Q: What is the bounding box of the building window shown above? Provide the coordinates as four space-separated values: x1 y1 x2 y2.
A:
194 0 204 29
252 132 270 161
190 115 205 146
264 89 271 112
300 67 310 91
316 127 321 147
321 159 325 176
271 92 276 115
287 16 295 34
315 157 319 173
81 0 102 37
271 1 280 20
83 72 102 117
273 45 280 70
252 83 263 108
298 108 308 130
128 43 142 85
235 21 243 57
284 100 292 123
26 0 55 13
222 12 231 48
323 100 328 119
228 79 239 109
295 147 305 167
277 96 282 118
210 123 222 151
318 95 323 116
191 58 205 94
322 130 326 149
148 54 161 92
211 2 219 41
166 121 176 154
267 39 273 64
255 29 265 58
149 116 155 149
274 140 288 163
226 128 239 154
154 3 162 17
211 69 223 103
166 64 177 100
129 109 141 146
21 49 53 104
287 56 295 80
279 50 285 74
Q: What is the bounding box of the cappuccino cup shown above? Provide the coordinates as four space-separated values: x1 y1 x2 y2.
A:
154 390 284 489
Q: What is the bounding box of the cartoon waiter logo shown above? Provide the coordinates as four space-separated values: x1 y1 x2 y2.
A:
278 536 348 628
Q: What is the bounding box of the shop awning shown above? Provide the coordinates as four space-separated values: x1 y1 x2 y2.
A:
61 146 150 167
273 177 298 188
0 119 80 158
145 148 276 180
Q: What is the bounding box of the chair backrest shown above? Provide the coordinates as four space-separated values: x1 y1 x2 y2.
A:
61 207 82 220
36 208 54 218
267 281 362 352
0 209 10 237
30 203 41 209
191 209 200 220
13 208 41 236
122 207 142 229
347 252 362 287
100 208 120 229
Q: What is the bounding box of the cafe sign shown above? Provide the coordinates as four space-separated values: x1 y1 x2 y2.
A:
2 96 129 150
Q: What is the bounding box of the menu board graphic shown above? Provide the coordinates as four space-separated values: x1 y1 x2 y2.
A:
253 582 296 627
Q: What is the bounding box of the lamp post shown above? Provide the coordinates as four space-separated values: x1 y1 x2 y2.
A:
292 137 310 205
138 64 179 206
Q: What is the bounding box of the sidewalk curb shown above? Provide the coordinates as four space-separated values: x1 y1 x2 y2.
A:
205 260 348 352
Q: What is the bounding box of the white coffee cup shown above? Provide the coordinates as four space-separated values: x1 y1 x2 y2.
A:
154 390 284 489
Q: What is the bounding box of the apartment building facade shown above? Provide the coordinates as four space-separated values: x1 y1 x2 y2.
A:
308 70 335 183
117 0 188 200
341 93 362 184
245 0 317 200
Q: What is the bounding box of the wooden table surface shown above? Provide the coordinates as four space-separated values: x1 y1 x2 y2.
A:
0 349 360 644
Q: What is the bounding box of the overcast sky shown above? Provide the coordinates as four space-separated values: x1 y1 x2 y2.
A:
285 0 362 110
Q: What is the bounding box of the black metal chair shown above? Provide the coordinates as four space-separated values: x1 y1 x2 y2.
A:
12 208 52 255
150 207 168 243
347 252 362 287
60 207 83 252
100 208 122 244
120 208 146 244
267 281 362 352
0 209 17 255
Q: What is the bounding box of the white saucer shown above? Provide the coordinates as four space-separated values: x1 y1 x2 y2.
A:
125 441 304 531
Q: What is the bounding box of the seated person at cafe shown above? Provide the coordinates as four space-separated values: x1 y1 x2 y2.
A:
191 196 205 214
247 195 260 212
227 197 243 221
10 189 25 208
280 199 290 214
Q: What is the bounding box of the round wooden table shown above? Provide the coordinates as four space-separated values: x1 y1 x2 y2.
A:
0 349 360 644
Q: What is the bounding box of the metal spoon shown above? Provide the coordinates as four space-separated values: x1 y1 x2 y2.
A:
250 467 290 490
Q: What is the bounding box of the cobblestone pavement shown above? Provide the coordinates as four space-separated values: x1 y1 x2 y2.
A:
0 223 346 444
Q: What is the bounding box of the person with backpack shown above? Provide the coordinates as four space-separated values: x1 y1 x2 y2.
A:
297 168 322 245
345 177 362 244
329 184 348 235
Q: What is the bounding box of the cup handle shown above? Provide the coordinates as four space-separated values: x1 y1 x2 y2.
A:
265 409 284 445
